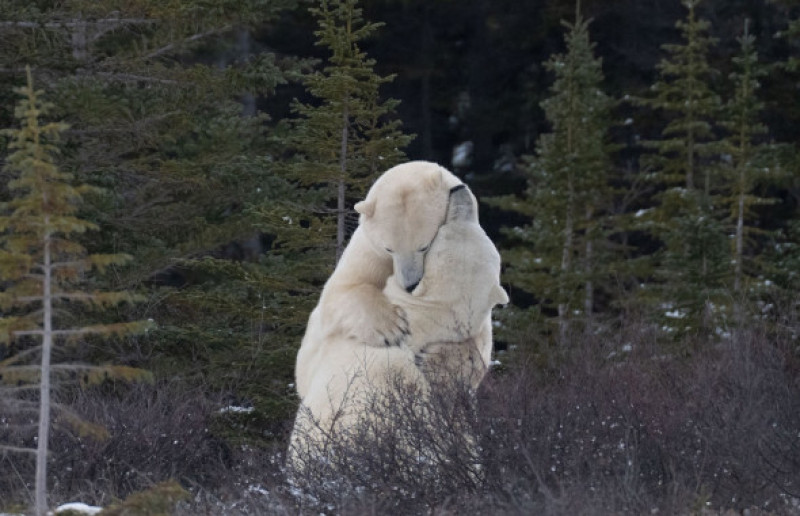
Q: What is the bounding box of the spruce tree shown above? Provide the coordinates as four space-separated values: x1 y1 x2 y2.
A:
772 0 800 73
163 0 414 440
0 68 150 516
636 0 727 337
488 4 613 344
767 0 800 305
718 21 784 301
289 0 413 262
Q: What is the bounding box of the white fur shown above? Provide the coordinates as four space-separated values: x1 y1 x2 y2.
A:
288 175 506 473
294 161 462 400
385 184 508 388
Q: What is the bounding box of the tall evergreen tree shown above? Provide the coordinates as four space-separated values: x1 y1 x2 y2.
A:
767 0 800 306
161 0 414 440
636 0 727 337
289 0 413 262
718 21 784 300
0 68 150 516
771 0 800 73
488 4 613 344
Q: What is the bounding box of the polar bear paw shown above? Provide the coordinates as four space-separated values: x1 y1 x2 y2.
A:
358 302 410 347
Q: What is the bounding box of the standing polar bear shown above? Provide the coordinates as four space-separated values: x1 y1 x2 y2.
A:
288 178 507 474
294 161 465 401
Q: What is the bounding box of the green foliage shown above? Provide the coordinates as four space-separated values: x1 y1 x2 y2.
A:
0 0 306 279
0 67 151 516
634 0 728 337
177 0 416 439
0 1 313 445
638 0 720 195
0 67 150 365
717 22 790 303
487 7 614 344
289 0 414 260
771 0 800 72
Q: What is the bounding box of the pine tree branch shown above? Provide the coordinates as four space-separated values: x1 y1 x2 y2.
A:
88 72 178 85
47 260 87 270
0 399 39 411
13 292 141 305
0 19 155 30
0 444 37 455
0 345 41 367
0 384 43 393
145 26 232 59
12 329 92 337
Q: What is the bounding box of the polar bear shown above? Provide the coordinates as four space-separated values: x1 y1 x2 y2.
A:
294 161 464 401
288 184 507 476
384 184 508 389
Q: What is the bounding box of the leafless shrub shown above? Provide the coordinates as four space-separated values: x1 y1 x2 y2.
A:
4 309 798 515
286 369 484 514
474 312 800 515
46 381 232 506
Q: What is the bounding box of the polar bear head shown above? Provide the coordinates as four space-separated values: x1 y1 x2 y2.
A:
412 184 509 315
355 161 463 292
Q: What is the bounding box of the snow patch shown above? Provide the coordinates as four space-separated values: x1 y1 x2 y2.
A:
219 405 255 414
53 503 103 515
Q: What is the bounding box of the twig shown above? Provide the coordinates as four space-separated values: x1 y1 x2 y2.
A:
146 25 231 59
87 71 178 84
0 444 37 455
0 19 155 30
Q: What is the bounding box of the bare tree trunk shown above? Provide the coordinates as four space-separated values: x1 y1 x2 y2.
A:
558 185 574 344
35 221 52 516
71 15 87 61
336 105 349 263
237 29 256 117
734 166 745 293
686 130 695 190
584 205 594 327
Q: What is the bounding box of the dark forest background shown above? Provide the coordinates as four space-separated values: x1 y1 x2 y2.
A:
1 0 799 514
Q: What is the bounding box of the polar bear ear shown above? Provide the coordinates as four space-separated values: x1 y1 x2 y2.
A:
354 199 375 218
492 284 510 306
446 184 475 223
423 168 444 190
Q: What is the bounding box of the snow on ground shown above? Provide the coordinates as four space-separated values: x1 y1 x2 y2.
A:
218 405 255 414
52 502 102 515
1 503 102 516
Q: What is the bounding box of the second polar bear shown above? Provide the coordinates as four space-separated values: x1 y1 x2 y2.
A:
288 184 507 469
383 184 508 389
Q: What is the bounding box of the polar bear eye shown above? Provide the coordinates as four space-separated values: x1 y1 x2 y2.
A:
385 247 393 253
418 244 430 253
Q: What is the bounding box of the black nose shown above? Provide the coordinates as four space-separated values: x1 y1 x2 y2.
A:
405 281 419 293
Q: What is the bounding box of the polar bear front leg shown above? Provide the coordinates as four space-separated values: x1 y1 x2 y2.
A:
414 338 487 389
324 283 410 347
317 226 411 347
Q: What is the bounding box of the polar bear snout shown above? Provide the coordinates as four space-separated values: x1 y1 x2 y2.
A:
393 254 425 293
